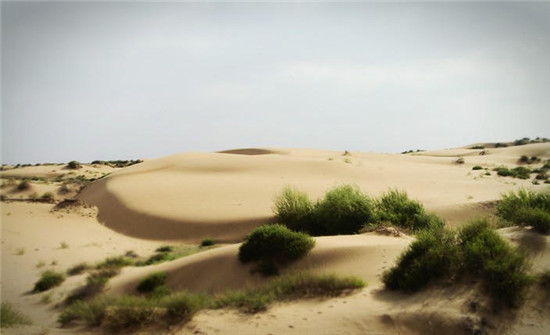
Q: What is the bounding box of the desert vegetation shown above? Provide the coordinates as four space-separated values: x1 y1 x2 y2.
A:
33 270 65 292
1 302 32 327
273 185 444 236
496 189 550 234
383 219 532 308
239 224 315 275
59 272 364 331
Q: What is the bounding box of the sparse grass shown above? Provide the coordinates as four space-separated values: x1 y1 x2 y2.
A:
472 165 483 170
16 248 25 255
200 238 215 247
36 261 46 269
383 219 533 308
41 292 53 304
239 225 315 276
66 161 82 169
67 262 91 276
41 192 54 201
1 301 32 327
59 272 364 330
33 270 65 293
60 241 69 249
137 252 175 266
456 157 465 164
66 269 120 304
136 272 168 294
96 256 134 269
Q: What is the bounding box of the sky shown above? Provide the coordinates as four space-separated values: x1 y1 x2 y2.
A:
2 1 549 164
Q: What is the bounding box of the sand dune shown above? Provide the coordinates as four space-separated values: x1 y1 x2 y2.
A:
79 144 549 242
2 143 549 334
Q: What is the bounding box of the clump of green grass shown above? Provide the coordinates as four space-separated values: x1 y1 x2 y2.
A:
472 165 483 170
200 238 215 247
496 189 550 234
33 270 65 292
376 189 444 232
1 301 32 327
383 219 532 308
273 186 315 233
136 272 168 294
137 252 175 266
274 186 443 235
41 192 54 201
314 185 377 235
239 224 315 276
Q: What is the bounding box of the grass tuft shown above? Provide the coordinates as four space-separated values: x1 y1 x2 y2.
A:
136 272 168 294
496 189 550 234
33 270 65 293
1 302 32 327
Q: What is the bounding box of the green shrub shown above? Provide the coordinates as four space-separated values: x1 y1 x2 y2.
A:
472 165 483 170
497 189 550 234
136 272 168 294
66 161 81 169
140 252 175 266
376 189 442 232
385 220 533 307
470 146 485 149
383 228 458 292
155 245 173 253
513 207 550 234
33 270 65 292
200 238 215 247
16 180 31 191
456 157 465 164
273 187 315 233
102 296 157 333
41 192 54 200
512 166 531 179
66 269 120 304
496 167 514 177
495 142 508 148
238 224 315 275
59 296 113 327
1 301 32 327
314 185 377 235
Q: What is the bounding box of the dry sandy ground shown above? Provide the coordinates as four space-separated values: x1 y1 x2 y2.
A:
1 143 550 334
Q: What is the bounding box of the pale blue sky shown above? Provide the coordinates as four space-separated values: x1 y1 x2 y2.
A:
2 1 549 164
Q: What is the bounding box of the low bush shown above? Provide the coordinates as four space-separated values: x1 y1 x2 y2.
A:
512 166 531 179
33 270 65 292
138 252 175 266
1 301 32 327
470 146 485 149
239 225 315 275
200 238 215 247
376 189 443 232
383 219 533 308
314 185 377 235
497 189 550 234
472 165 483 170
155 245 173 253
136 272 168 294
66 161 82 169
16 180 31 191
456 157 465 164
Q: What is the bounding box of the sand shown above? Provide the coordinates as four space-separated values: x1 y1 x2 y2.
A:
1 143 549 334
